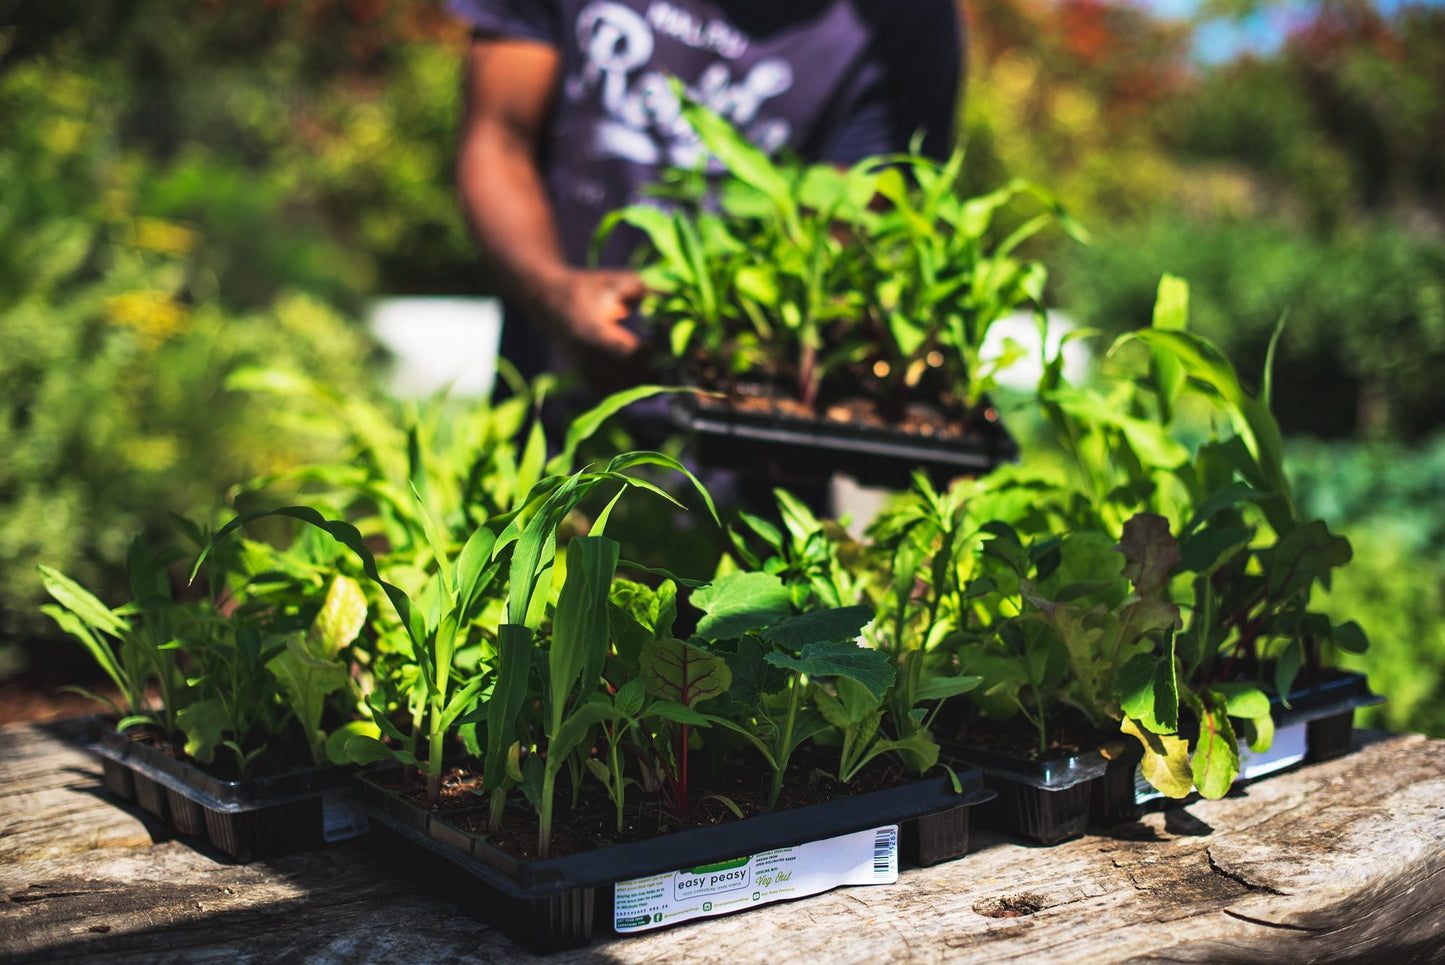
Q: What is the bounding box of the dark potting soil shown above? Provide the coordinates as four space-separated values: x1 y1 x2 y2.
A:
375 745 917 861
942 707 1125 763
101 719 321 782
692 383 1000 442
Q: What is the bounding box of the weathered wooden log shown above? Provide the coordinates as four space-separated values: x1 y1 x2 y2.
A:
2 722 1441 963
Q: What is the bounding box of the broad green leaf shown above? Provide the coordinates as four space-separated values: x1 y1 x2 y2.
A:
757 605 873 652
856 729 940 776
1332 620 1369 655
268 636 350 764
308 575 368 657
914 674 982 701
614 677 646 718
1241 712 1275 754
343 733 412 766
693 571 792 641
765 639 895 701
1184 482 1260 535
1210 682 1270 722
1150 273 1189 421
176 699 228 765
1121 716 1193 799
814 676 881 728
724 635 789 705
326 720 381 766
1188 691 1240 799
549 701 622 767
1267 521 1352 600
1115 654 1172 733
640 637 732 708
1179 525 1253 576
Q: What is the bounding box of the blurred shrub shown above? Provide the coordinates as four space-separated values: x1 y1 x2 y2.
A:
1053 214 1445 440
1173 3 1445 227
0 54 384 640
1288 435 1445 737
2 0 476 298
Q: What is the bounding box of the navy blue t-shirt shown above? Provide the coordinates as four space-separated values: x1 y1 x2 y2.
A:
451 0 963 270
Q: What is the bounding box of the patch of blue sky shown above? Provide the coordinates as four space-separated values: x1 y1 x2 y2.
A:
1133 0 1445 63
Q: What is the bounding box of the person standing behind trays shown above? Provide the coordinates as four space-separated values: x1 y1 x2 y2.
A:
451 0 964 395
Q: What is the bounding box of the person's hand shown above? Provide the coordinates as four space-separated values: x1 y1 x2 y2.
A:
536 268 649 392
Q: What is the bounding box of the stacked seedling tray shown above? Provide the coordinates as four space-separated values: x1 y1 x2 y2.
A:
670 391 1018 490
356 768 994 952
92 725 365 861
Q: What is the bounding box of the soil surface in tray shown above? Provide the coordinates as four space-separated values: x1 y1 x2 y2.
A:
377 745 917 861
691 383 1002 442
99 719 326 781
938 707 1127 763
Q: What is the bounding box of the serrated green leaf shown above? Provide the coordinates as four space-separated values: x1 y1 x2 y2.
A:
765 639 895 700
757 605 873 652
693 571 792 641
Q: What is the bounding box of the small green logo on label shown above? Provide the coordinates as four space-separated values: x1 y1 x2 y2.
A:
688 856 749 874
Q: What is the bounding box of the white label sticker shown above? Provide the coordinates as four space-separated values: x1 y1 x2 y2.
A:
613 825 898 933
1133 719 1312 804
1237 720 1307 781
321 794 369 842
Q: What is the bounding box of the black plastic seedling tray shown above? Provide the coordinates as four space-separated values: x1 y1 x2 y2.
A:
945 740 1136 846
669 392 1018 489
949 673 1382 843
356 768 994 952
91 725 365 861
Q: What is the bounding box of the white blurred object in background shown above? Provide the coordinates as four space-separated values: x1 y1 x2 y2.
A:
981 310 1091 392
368 297 502 399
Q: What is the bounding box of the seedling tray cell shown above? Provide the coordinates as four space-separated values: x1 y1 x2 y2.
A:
90 724 364 861
669 393 1018 489
356 768 994 952
945 741 1136 845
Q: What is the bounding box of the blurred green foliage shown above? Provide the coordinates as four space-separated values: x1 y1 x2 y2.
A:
0 35 384 640
1287 435 1445 737
1053 216 1445 440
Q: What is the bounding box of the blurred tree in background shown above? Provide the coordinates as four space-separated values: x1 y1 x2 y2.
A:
1 0 1441 733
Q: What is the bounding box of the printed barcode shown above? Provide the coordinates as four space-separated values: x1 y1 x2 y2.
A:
872 826 896 880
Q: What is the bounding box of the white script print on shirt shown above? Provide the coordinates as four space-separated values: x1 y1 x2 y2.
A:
566 0 795 167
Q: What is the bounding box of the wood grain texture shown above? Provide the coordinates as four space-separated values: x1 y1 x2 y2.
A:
1 722 1442 963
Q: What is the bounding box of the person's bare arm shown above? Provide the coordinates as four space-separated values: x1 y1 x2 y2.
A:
456 37 642 381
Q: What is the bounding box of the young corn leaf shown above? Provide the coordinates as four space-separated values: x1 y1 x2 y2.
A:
548 536 621 733
484 623 535 794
